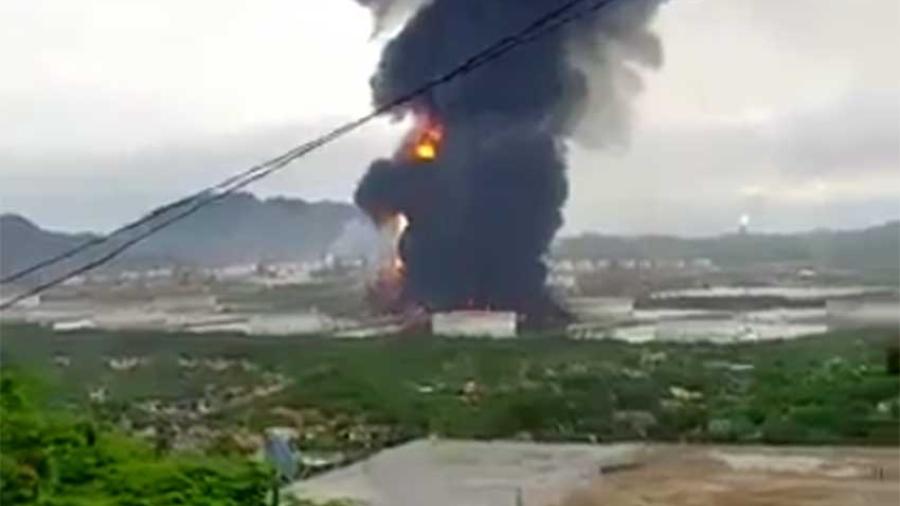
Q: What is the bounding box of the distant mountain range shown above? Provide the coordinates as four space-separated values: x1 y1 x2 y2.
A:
1 193 369 284
554 221 900 282
3 194 897 287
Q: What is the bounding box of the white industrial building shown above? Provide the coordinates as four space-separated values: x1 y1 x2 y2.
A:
431 310 517 338
51 319 97 332
827 297 900 330
0 293 41 310
567 297 634 322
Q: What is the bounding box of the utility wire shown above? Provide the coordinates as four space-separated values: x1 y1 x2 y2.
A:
2 0 599 288
5 0 597 291
0 128 327 285
0 0 621 310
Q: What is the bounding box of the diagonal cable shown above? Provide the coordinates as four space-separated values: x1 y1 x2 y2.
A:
1 0 623 310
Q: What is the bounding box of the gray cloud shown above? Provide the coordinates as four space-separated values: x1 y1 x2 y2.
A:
566 89 900 235
773 92 900 176
558 0 899 235
0 119 400 232
0 0 897 237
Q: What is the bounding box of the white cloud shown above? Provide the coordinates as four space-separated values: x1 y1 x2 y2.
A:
0 0 380 154
562 0 899 235
1 0 897 235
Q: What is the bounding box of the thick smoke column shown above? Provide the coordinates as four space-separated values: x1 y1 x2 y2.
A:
355 0 663 324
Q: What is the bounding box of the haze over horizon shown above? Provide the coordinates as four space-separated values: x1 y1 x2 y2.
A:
1 0 898 236
2 197 896 242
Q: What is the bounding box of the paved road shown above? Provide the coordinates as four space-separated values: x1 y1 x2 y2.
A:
288 440 899 506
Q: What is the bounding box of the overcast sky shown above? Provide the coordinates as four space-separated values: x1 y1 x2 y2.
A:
1 0 897 236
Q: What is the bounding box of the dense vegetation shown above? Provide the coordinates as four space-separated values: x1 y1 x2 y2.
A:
2 323 897 502
0 370 271 505
2 324 897 452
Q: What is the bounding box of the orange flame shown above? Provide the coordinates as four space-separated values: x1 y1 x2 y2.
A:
375 212 409 280
391 213 409 272
368 212 409 313
410 120 443 162
415 141 437 161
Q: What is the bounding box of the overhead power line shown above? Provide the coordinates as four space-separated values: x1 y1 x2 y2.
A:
0 0 621 310
2 0 596 288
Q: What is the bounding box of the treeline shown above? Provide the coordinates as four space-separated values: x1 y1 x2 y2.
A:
0 371 270 505
554 221 900 278
2 325 898 505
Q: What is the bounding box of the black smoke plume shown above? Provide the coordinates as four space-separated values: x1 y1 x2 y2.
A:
355 0 663 325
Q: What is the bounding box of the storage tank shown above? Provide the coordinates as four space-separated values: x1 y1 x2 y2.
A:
431 311 517 338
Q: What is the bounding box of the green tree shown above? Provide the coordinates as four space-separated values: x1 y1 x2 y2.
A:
1 372 270 505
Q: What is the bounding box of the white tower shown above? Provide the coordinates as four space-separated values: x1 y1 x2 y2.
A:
738 213 750 235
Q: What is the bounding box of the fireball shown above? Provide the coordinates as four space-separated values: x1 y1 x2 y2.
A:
409 119 443 162
414 141 437 161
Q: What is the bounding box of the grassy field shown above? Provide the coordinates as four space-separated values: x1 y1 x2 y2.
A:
2 323 898 451
213 277 371 317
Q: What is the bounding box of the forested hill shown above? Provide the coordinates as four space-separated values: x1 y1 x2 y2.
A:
554 221 899 278
0 193 365 283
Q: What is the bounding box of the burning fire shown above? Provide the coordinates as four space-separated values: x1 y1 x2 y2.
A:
395 212 410 234
368 212 409 312
366 110 442 312
409 117 443 162
390 213 409 272
414 140 437 161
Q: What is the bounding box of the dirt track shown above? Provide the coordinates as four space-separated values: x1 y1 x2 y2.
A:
563 446 899 506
